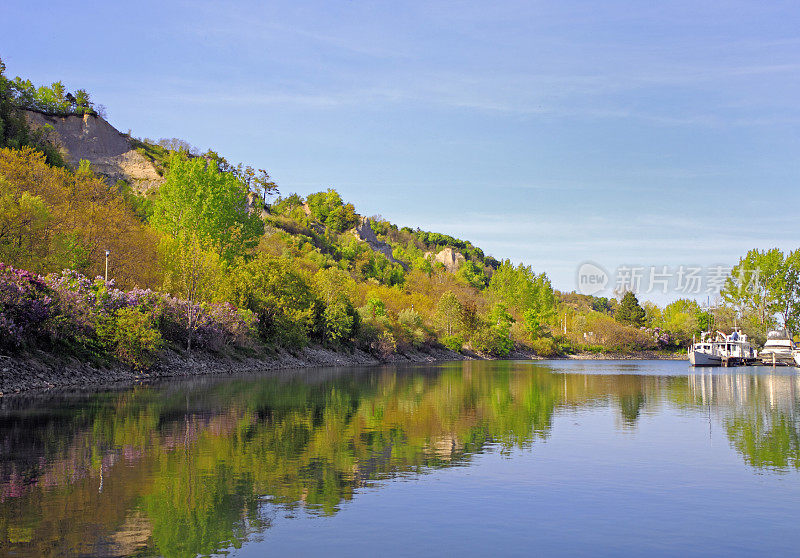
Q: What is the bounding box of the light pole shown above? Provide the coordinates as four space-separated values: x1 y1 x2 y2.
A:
105 249 110 283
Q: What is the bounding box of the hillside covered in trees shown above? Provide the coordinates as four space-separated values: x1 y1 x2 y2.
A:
1 60 791 372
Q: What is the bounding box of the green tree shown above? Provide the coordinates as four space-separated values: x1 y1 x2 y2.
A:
151 153 264 263
456 260 487 288
221 253 318 346
160 234 223 350
591 296 614 314
474 303 514 355
236 164 279 206
642 301 661 328
0 59 66 166
73 89 91 108
151 154 259 342
306 189 358 233
523 285 557 339
697 309 714 332
312 267 360 343
615 291 646 327
721 248 786 331
398 307 425 347
658 298 702 345
35 81 70 113
488 260 556 339
435 290 463 337
776 249 800 333
413 256 433 275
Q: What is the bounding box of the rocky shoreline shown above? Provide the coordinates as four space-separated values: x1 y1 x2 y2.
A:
0 346 687 395
563 350 687 361
0 345 480 395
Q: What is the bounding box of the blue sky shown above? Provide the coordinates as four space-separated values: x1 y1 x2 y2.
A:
3 0 800 300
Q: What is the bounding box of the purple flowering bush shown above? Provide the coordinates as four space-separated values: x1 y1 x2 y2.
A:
651 327 672 348
0 264 258 366
203 303 257 350
0 264 56 350
42 270 106 350
159 298 257 352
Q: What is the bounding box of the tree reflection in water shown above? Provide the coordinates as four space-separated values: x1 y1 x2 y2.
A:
0 362 796 557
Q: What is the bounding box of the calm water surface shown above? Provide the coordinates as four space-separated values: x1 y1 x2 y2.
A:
1 360 799 557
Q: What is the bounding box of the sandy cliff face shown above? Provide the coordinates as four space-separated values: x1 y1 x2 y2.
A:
24 110 163 192
353 217 405 266
423 247 466 273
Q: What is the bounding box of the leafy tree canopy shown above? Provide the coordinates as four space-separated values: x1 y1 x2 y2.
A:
306 189 359 233
721 248 800 333
151 153 264 263
488 260 556 338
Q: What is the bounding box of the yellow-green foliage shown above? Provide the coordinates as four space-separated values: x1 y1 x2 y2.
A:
313 268 360 344
0 147 161 287
0 69 732 362
305 189 359 233
0 188 51 270
98 307 163 369
151 153 264 263
655 299 702 345
530 337 559 357
578 314 656 351
220 253 318 347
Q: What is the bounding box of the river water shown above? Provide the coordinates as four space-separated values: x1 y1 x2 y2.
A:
0 360 798 557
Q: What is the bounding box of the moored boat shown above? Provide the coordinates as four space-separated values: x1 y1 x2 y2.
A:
760 330 796 366
689 331 758 367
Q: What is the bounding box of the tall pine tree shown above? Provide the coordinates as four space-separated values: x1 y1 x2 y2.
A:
615 291 646 326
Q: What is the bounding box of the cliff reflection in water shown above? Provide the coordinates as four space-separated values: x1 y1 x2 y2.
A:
0 362 797 557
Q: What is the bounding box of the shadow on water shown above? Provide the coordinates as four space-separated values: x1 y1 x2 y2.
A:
0 360 797 556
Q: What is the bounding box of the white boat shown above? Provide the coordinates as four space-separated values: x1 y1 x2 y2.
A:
689 331 758 367
760 330 796 366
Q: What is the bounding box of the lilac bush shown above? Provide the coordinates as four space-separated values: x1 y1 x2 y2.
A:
0 264 56 350
651 327 672 348
204 303 257 349
42 270 103 347
0 264 258 363
159 297 257 351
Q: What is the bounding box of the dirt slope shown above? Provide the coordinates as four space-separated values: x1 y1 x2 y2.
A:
24 110 162 192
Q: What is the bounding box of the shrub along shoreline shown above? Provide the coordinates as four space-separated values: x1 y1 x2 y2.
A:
0 263 255 369
0 262 687 394
0 262 507 393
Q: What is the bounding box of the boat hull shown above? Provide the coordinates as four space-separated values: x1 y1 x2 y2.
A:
760 352 795 366
689 351 721 367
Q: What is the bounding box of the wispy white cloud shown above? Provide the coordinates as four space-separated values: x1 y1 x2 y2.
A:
142 59 800 128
